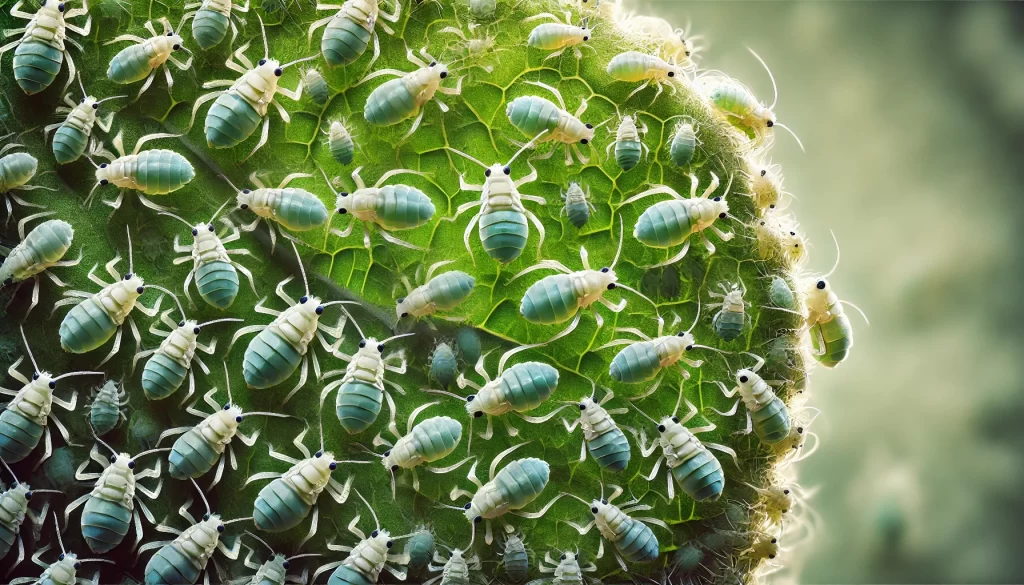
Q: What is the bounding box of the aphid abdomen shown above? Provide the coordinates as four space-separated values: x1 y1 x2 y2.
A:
479 209 529 264
327 564 374 585
244 329 302 389
13 40 63 95
305 69 330 106
0 490 27 558
107 42 156 84
145 541 203 584
364 78 416 126
273 188 330 231
499 362 559 412
1 219 74 284
527 24 577 50
712 310 745 341
456 328 481 365
141 353 188 400
811 314 853 368
590 427 631 472
520 274 578 325
192 7 230 50
336 381 382 434
375 185 435 229
494 458 549 510
0 410 44 462
503 538 529 582
565 201 590 229
609 341 660 383
322 14 372 67
671 450 724 502
53 121 90 165
430 344 458 389
59 298 118 353
427 271 475 311
0 152 38 192
81 496 131 553
506 96 561 139
634 201 695 248
616 139 642 171
90 384 122 436
606 52 652 82
196 260 239 309
168 429 222 479
708 82 755 118
254 479 309 532
408 416 462 463
329 122 355 165
752 398 790 444
769 276 795 309
405 531 435 575
134 150 196 195
670 125 696 167
206 92 262 148
614 518 659 563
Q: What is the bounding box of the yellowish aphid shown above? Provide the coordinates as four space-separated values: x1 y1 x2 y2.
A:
525 10 595 61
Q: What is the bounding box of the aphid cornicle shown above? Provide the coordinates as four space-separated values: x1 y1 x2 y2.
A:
66 440 167 554
561 181 595 229
425 545 483 585
105 17 193 100
309 0 400 68
0 460 63 569
634 386 738 503
445 132 549 264
85 132 195 212
429 342 458 389
506 81 596 165
376 402 468 496
1 0 91 96
43 77 122 165
565 485 667 569
188 17 314 158
606 50 684 101
803 234 867 368
562 387 631 472
499 534 529 583
525 11 594 61
708 280 748 342
0 212 79 315
396 261 476 319
405 528 435 576
8 517 112 585
0 137 55 217
326 119 356 165
88 379 127 436
54 229 166 365
302 66 330 106
606 114 648 172
162 202 257 310
537 550 596 585
183 0 249 50
229 172 329 253
0 327 101 464
360 46 462 140
311 491 410 584
616 171 734 267
322 164 436 251
712 353 791 445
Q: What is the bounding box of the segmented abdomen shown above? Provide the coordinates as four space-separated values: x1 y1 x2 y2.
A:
671 448 724 502
405 531 435 575
254 478 310 532
0 410 43 463
336 381 382 434
126 150 195 194
506 96 561 138
527 24 577 50
328 564 374 585
565 200 590 228
52 124 89 164
1 219 73 283
811 314 852 368
141 353 188 400
503 543 529 582
494 458 549 509
520 274 578 324
107 42 158 84
90 400 121 436
707 82 756 117
322 15 372 66
609 341 660 383
426 271 475 311
374 185 435 229
407 416 462 462
82 496 131 553
13 40 62 95
479 209 528 264
612 518 659 563
712 310 745 341
498 362 559 412
145 541 203 585
752 397 790 444
59 298 118 353
195 260 239 309
364 78 416 126
670 127 696 167
329 128 355 165
430 344 457 388
634 200 696 248
192 8 230 50
168 428 222 479
606 52 656 82
615 140 642 171
206 92 262 148
589 427 631 472
269 188 329 231
244 329 303 389
0 152 37 192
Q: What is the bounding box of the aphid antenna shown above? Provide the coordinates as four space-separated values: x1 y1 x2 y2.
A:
53 511 67 555
281 55 320 70
775 122 805 153
353 488 381 529
289 240 310 297
158 210 196 230
147 285 185 320
257 13 269 61
208 198 233 224
446 146 488 170
0 457 19 483
76 72 87 99
245 530 276 556
224 516 255 525
746 48 777 110
175 14 190 35
19 324 39 373
93 433 119 458
685 299 702 333
507 129 550 167
559 492 590 506
287 552 323 562
628 402 658 425
190 478 212 515
197 317 244 329
380 331 416 345
96 95 128 104
607 222 657 310
332 302 365 339
132 446 172 462
219 174 240 192
52 370 106 382
421 388 465 401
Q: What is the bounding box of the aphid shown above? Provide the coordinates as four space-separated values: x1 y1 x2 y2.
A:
429 342 458 389
525 11 594 61
139 481 244 585
311 490 410 583
633 385 738 502
360 47 462 140
536 550 595 585
183 0 250 50
0 138 54 217
498 534 529 583
162 202 257 310
375 403 469 495
515 224 654 331
308 0 400 68
0 213 78 315
455 328 481 365
624 16 701 68
668 118 702 168
424 545 483 585
105 17 193 100
159 365 294 486
746 155 789 212
606 114 647 172
448 444 562 545
616 171 734 267
438 25 500 73
85 132 195 212
708 280 748 342
606 51 684 101
562 386 631 472
751 216 806 267
320 311 413 434
325 119 355 165
445 133 549 264
506 81 596 165
712 353 791 445
744 481 812 526
88 379 127 437
0 0 91 95
396 262 475 320
469 0 496 20
672 541 705 576
302 66 330 106
0 460 62 570
228 172 329 253
235 531 322 585
742 534 780 562
560 182 595 229
698 49 804 150
0 327 102 464
244 428 363 536
404 529 435 576
565 485 667 569
322 164 436 251
768 275 795 310
8 516 113 585
188 17 314 158
802 233 867 368
43 78 122 165
229 242 347 399
67 439 166 554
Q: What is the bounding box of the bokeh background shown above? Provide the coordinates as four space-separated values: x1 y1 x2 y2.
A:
631 1 1024 583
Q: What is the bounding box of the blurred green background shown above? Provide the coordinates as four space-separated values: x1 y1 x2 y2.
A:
632 1 1024 583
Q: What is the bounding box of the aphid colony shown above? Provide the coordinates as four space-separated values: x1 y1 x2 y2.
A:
0 0 854 582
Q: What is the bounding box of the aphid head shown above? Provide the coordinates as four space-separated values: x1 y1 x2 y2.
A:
53 552 80 574
8 481 32 502
178 318 200 340
674 330 697 349
657 415 681 434
122 273 146 298
709 196 730 222
589 498 612 517
426 59 450 82
579 24 593 42
198 513 225 536
221 403 245 426
395 297 412 319
109 453 134 472
235 187 254 210
560 551 578 564
735 368 756 387
94 163 113 187
464 393 484 419
593 265 618 291
296 294 325 320
483 163 514 186
256 58 283 80
367 528 394 551
463 500 484 523
577 396 597 415
804 278 831 308
163 31 186 52
31 371 56 391
311 449 338 474
781 229 806 264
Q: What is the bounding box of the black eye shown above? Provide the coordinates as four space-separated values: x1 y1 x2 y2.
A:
401 312 408 318
767 120 774 127
173 43 181 50
110 454 117 462
167 32 174 36
797 427 804 433
713 197 721 202
719 212 726 219
191 229 198 236
384 450 391 456
583 36 589 41
739 375 748 383
316 306 324 315
224 404 230 410
464 503 472 510
585 123 593 129
282 561 290 569
761 170 767 177
685 344 693 351
667 71 675 77
600 267 609 273
473 411 483 418
371 530 379 537
242 189 250 194
771 538 778 544
657 424 666 432
579 404 586 410
606 283 615 290
590 506 597 513
259 59 266 65
235 415 242 422
503 166 510 175
339 191 349 197
300 296 308 303
338 208 347 214
315 450 323 457
203 513 210 520
137 286 145 294
128 460 136 469
59 553 65 561
100 163 108 168
790 231 797 236
377 344 384 352
439 71 448 79
580 139 588 144
49 380 56 388
329 462 337 470
208 224 214 232
32 373 39 380
124 273 133 280
240 204 249 210
784 489 790 494
72 561 81 569
58 3 65 11
24 491 32 500
92 103 98 109
466 394 475 402
358 340 366 348
218 525 225 532
80 98 85 103
391 464 398 471
484 169 491 177
601 499 607 504
193 327 200 334
474 516 482 523
274 68 283 77
429 61 437 67
100 179 109 185
386 540 394 548
561 553 566 560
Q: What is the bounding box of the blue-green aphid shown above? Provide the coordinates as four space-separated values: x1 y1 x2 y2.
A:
311 490 409 583
424 545 482 585
673 542 705 575
9 521 112 585
768 275 795 309
326 119 355 165
86 132 196 212
802 241 867 369
565 485 668 568
361 47 461 140
236 531 323 585
396 261 476 319
668 119 699 168
0 138 55 216
405 529 436 576
44 77 122 165
536 550 595 585
505 81 596 165
229 172 329 253
309 0 400 68
525 11 594 61
377 404 469 496
455 328 481 365
500 534 529 582
606 114 647 172
184 0 249 50
2 0 91 95
40 446 77 490
302 66 330 106
105 17 194 100
0 459 62 569
562 387 631 473
708 280 748 342
713 353 791 446
0 327 102 464
430 342 458 389
1 212 78 316
560 182 595 229
88 379 127 437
